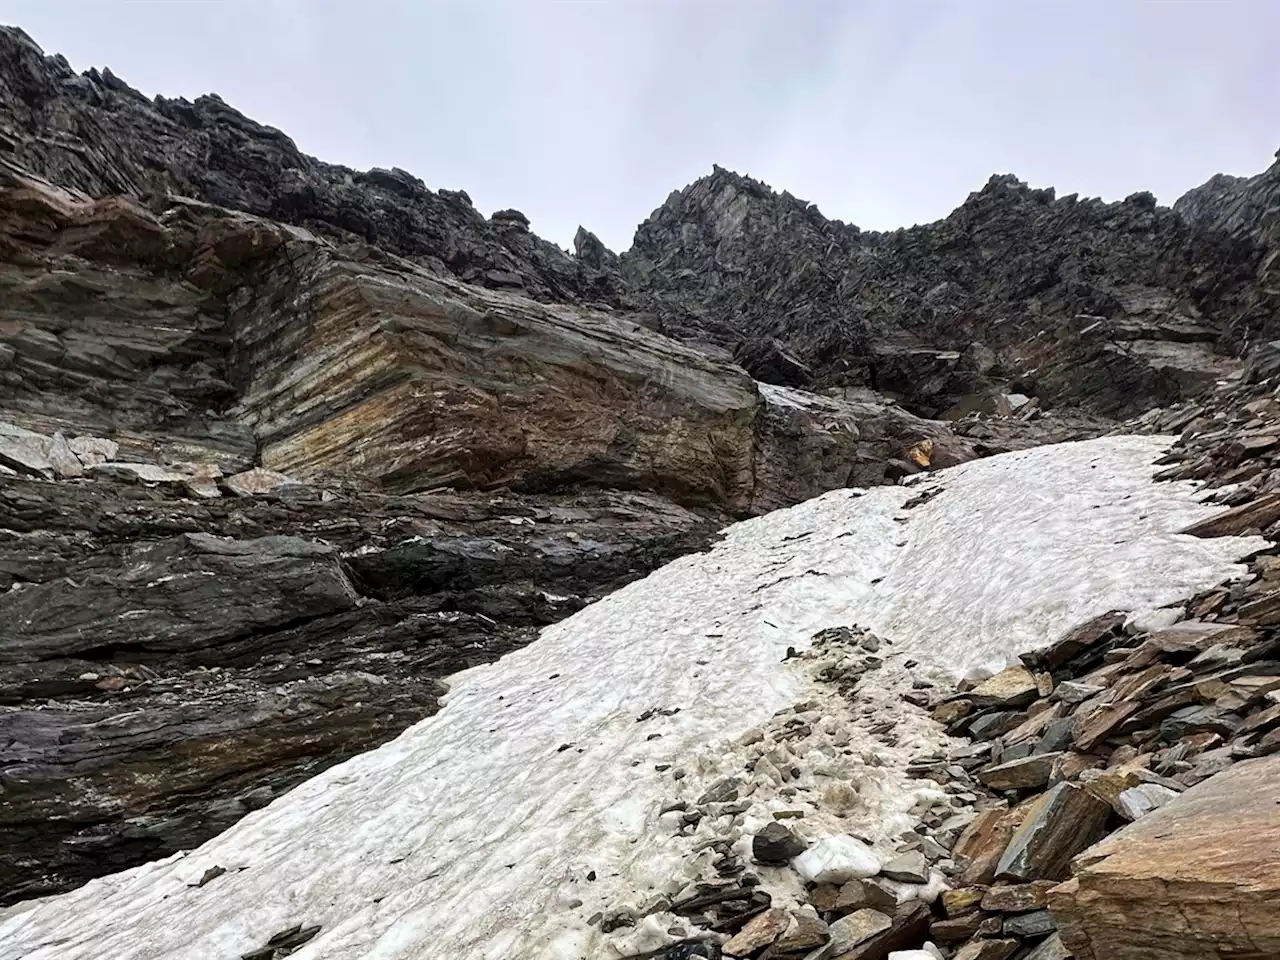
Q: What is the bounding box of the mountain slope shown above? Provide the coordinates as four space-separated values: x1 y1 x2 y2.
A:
0 437 1257 960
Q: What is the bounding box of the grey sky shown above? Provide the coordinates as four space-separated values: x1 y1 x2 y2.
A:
4 0 1278 251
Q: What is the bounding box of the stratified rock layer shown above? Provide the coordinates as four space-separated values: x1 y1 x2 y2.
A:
1049 755 1280 960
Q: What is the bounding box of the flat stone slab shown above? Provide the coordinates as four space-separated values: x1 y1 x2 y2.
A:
1049 755 1280 960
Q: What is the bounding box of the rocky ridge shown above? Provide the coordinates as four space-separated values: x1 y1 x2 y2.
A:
4 24 1278 425
3 20 1280 935
619 167 1266 419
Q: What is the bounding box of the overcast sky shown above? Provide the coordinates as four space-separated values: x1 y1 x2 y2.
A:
4 1 1278 250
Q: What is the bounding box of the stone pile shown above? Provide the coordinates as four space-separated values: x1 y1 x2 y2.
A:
0 420 301 498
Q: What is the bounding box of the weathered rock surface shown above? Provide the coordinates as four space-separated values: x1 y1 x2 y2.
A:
621 166 1267 417
6 24 1279 428
0 42 990 907
1049 755 1280 960
0 473 721 903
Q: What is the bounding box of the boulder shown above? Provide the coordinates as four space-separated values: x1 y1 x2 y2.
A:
752 821 807 863
1049 755 1280 960
968 667 1039 709
723 908 788 955
995 784 1111 883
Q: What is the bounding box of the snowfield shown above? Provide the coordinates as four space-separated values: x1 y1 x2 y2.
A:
0 436 1263 960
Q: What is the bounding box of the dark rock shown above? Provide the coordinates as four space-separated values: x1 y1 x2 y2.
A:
995 783 1111 883
931 913 985 942
1024 611 1126 671
752 822 807 863
697 777 743 805
952 939 1020 960
1003 909 1055 937
828 902 931 960
880 850 930 883
661 942 721 960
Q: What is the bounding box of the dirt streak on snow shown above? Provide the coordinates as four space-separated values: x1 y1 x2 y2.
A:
0 436 1262 960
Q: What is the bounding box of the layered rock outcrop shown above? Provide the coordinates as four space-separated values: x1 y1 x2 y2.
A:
0 68 977 901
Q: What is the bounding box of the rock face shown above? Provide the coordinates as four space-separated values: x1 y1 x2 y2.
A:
4 24 1277 426
621 166 1269 417
1049 756 1280 960
0 27 618 306
0 33 988 906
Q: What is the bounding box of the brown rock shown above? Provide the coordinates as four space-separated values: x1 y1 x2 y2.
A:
941 887 987 917
933 699 973 725
931 913 985 941
969 667 1040 709
995 783 1111 883
774 912 830 953
1049 755 1280 960
1073 700 1142 752
1142 621 1258 655
1024 611 1126 670
1079 767 1142 813
980 880 1056 913
1181 492 1280 538
956 805 1029 886
978 753 1062 791
1239 590 1280 626
1035 672 1055 697
830 902 931 960
723 907 789 955
809 883 842 912
952 939 1019 960
826 909 893 954
836 878 899 914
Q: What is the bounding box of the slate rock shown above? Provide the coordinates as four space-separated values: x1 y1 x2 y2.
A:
827 909 894 954
1049 755 1280 960
978 753 1062 791
1003 909 1055 938
951 939 1019 960
968 667 1040 709
774 913 829 953
995 783 1111 883
753 822 807 863
881 850 930 883
723 907 788 955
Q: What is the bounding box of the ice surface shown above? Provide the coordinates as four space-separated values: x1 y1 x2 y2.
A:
0 436 1261 960
793 836 882 883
